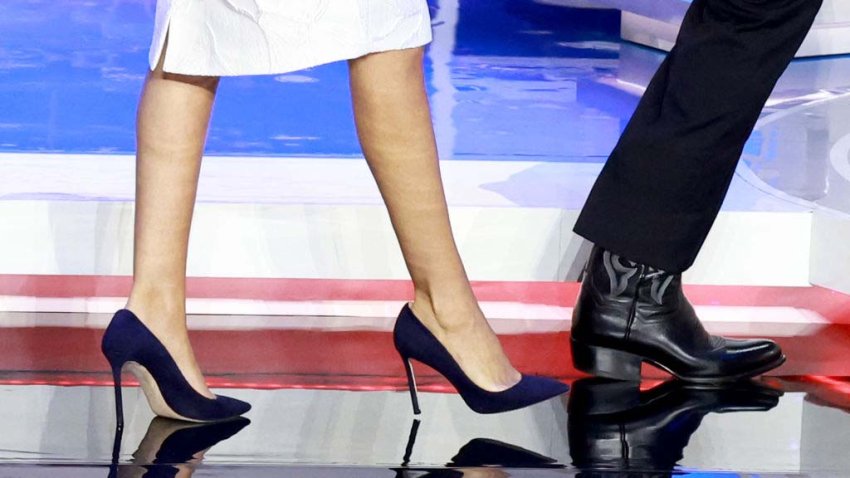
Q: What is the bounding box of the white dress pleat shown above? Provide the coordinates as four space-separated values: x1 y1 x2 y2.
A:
149 0 432 76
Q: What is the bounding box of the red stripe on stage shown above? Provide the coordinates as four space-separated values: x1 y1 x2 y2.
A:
1 274 849 323
1 274 849 389
0 274 576 305
1 324 850 389
0 326 576 391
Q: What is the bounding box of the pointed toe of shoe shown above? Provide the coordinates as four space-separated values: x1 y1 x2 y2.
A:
507 375 570 412
698 338 785 381
727 338 785 369
214 395 252 419
524 375 570 401
476 375 569 414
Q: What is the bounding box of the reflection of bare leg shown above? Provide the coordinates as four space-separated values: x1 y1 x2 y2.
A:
457 470 510 478
348 47 520 392
125 48 220 399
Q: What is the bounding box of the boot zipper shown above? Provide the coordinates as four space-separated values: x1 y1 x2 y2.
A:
623 264 645 341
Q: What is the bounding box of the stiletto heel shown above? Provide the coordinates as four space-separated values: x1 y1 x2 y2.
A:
393 304 569 414
109 405 124 478
111 364 125 430
101 309 251 423
571 339 642 381
402 358 421 415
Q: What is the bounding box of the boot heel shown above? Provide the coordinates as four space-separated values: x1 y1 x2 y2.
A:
111 364 125 430
402 357 421 415
571 339 642 381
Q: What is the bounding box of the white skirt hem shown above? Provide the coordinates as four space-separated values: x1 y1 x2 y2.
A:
148 0 433 77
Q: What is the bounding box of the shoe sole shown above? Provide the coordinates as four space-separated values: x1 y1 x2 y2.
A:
648 354 787 384
572 339 788 384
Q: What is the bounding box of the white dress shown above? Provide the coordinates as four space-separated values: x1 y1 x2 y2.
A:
150 0 433 76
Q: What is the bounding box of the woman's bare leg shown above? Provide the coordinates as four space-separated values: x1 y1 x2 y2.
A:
125 56 220 398
349 48 521 391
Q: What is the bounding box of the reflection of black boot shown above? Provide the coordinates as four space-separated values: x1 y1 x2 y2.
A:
572 246 785 382
111 417 250 478
567 378 782 475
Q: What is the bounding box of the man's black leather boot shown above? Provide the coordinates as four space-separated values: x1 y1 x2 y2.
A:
571 246 786 383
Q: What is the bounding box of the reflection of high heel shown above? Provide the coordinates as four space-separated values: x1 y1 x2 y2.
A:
401 419 421 468
102 309 251 426
394 419 462 478
394 419 558 477
394 304 569 415
115 417 250 478
447 438 560 468
141 417 250 465
568 378 782 472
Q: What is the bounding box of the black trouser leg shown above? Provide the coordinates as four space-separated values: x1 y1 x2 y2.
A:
573 0 822 273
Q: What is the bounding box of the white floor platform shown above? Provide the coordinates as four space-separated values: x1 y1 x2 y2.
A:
0 153 816 288
537 0 850 58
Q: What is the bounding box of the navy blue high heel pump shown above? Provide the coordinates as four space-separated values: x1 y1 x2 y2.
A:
393 304 569 414
102 309 251 426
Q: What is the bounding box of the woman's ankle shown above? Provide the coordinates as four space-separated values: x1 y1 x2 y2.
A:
411 287 483 332
126 283 187 330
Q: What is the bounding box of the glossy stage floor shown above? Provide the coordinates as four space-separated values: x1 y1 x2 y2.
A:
2 0 850 476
